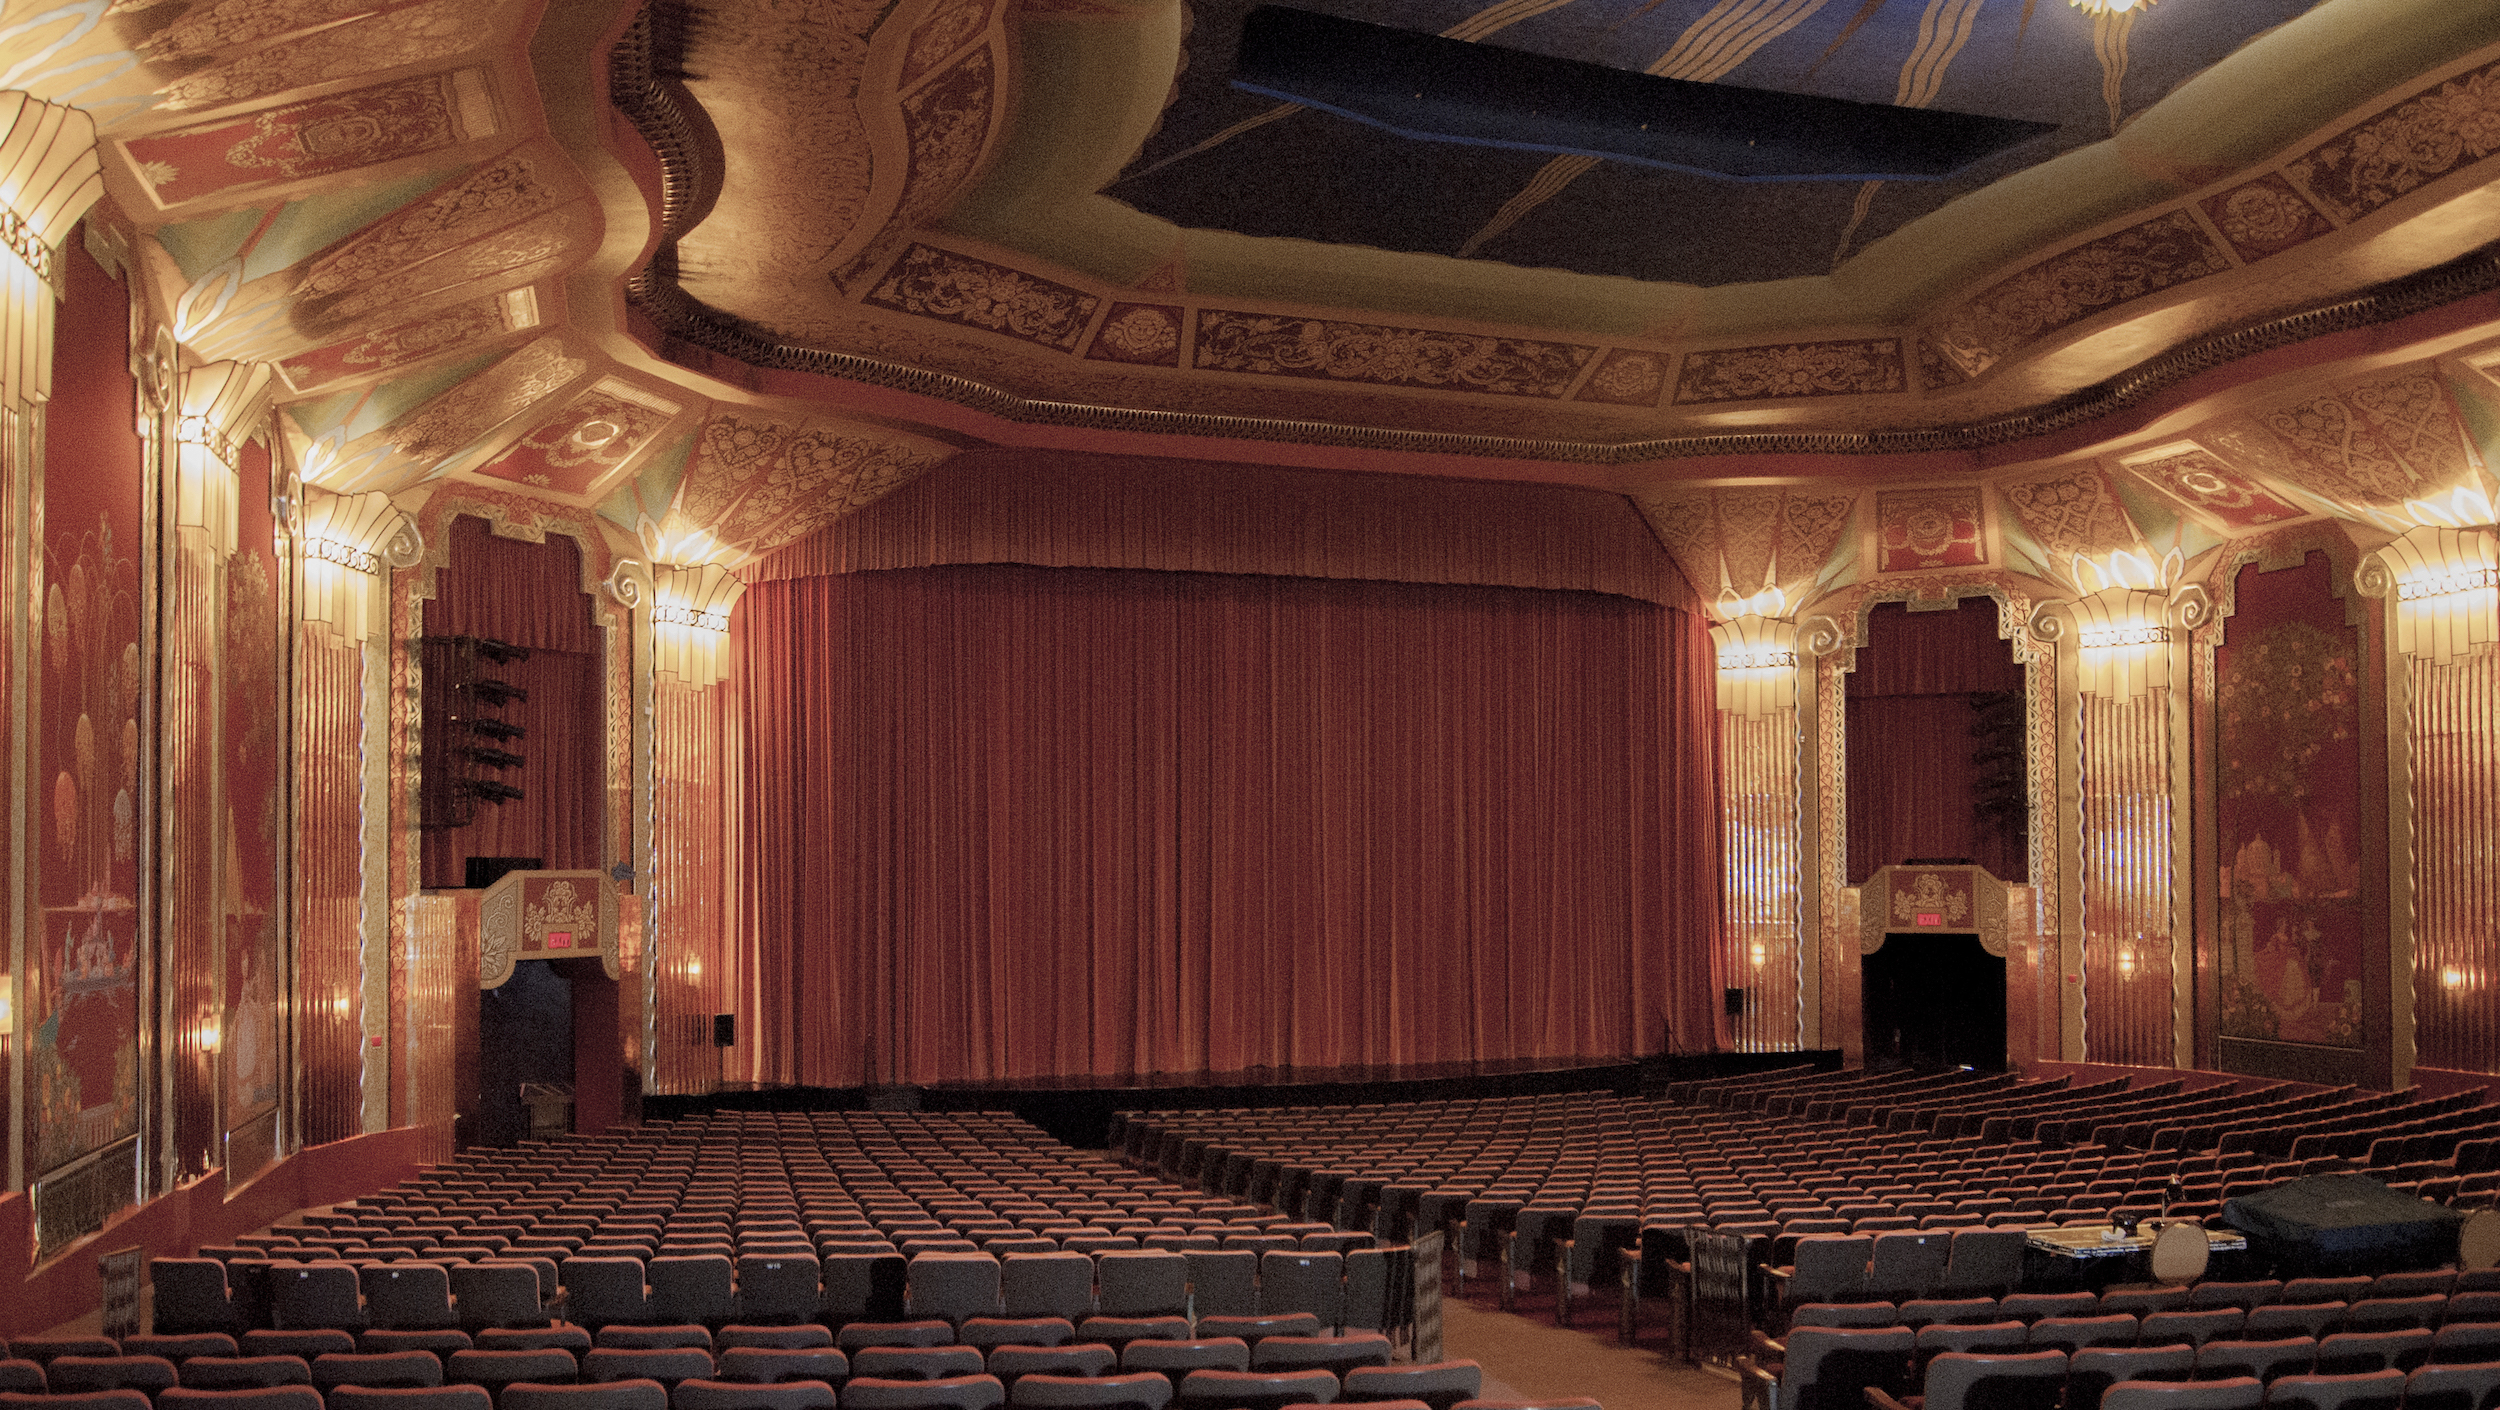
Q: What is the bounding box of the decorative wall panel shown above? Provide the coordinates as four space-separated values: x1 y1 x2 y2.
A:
648 674 727 1095
164 519 219 1178
28 244 146 1184
2215 551 2365 1052
294 615 368 1147
222 439 283 1180
1721 708 1801 1052
2078 689 2175 1065
2407 643 2500 1073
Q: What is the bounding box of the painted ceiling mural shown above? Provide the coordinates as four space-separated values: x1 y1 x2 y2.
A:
1106 0 2325 288
3 0 2498 596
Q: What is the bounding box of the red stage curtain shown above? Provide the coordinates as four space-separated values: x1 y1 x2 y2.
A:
740 563 1722 1086
420 516 604 887
744 448 1692 607
1846 599 2029 883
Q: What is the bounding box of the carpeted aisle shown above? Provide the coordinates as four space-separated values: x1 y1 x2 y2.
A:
1440 1291 1736 1410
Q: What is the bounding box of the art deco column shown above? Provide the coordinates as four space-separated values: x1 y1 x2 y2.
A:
2035 556 2206 1069
296 488 419 1137
2360 524 2500 1086
1711 609 1809 1051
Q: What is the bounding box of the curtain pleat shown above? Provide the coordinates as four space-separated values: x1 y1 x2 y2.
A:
739 563 1721 1085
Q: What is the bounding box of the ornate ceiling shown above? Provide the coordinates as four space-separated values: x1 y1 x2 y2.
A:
15 0 2500 613
1107 0 2323 288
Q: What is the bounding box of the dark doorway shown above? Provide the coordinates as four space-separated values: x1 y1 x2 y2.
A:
1862 933 2006 1070
478 960 574 1146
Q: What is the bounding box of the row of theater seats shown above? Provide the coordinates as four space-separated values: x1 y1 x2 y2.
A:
1741 1337 2500 1410
1767 1247 2500 1323
0 1323 1523 1410
1109 1076 2500 1336
156 1246 1396 1337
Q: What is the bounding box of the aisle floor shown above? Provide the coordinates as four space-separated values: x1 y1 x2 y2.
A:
1440 1286 1736 1410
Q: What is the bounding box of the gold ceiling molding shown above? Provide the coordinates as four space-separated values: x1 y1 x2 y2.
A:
626 238 2500 465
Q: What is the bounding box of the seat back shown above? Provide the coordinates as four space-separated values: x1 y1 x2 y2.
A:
909 1255 1003 1327
1000 1254 1094 1322
1866 1233 1951 1303
2096 1375 2263 1410
152 1261 245 1337
2315 1330 2434 1377
2401 1360 2500 1410
2190 1338 2312 1384
1181 1252 1255 1321
734 1256 823 1326
822 1255 910 1327
273 1263 368 1332
312 1353 447 1391
714 1349 848 1385
1780 1326 1915 1410
1253 1252 1340 1326
838 1374 1008 1410
2262 1369 2406 1410
1095 1254 1188 1320
1918 1350 2067 1410
648 1257 737 1328
2068 1345 2199 1410
1939 1230 2025 1298
365 1264 460 1332
669 1380 838 1410
1004 1372 1172 1410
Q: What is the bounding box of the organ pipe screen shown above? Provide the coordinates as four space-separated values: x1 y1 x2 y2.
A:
1720 706 1801 1051
2409 643 2500 1073
2078 688 2174 1066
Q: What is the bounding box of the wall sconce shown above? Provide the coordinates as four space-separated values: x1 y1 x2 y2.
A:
1710 613 1800 718
1748 941 1767 968
2117 946 2138 979
2362 526 2500 664
0 973 12 1037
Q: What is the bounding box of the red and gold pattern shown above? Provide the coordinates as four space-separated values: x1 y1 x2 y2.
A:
123 71 485 207
865 244 1102 353
2208 370 2473 514
1995 464 2139 567
2120 445 2306 529
1083 303 1184 366
1193 311 1593 399
834 45 997 291
900 0 996 89
1573 348 1669 406
277 292 533 391
2286 56 2500 225
1923 210 2232 382
473 380 679 497
2200 174 2337 264
1672 338 1905 405
1876 487 1987 573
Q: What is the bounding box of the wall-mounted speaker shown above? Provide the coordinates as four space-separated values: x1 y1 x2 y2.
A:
712 1013 736 1048
1724 987 1747 1016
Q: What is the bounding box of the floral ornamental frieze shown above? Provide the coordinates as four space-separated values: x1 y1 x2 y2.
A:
1672 339 1908 405
1191 312 1596 399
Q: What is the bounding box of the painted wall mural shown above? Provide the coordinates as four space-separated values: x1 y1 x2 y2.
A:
28 247 148 1180
2215 550 2364 1050
225 443 284 1139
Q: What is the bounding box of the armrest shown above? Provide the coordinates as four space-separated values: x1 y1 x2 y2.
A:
1865 1390 1918 1410
1761 1265 1796 1286
1735 1355 1779 1386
